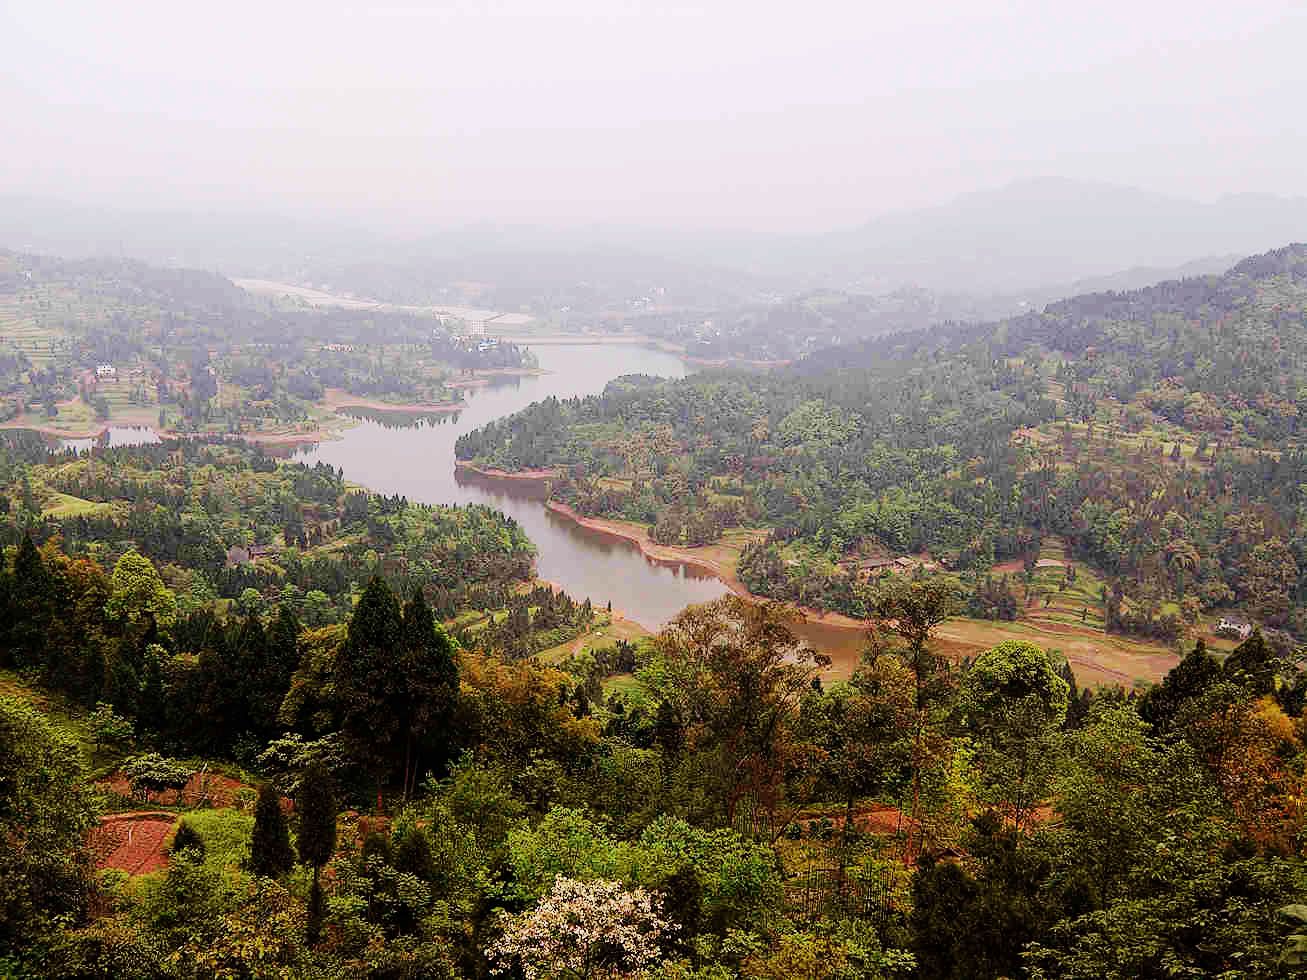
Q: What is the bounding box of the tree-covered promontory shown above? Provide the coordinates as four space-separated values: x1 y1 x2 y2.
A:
458 245 1307 640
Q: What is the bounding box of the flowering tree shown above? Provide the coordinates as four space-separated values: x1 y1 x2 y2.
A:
488 875 673 979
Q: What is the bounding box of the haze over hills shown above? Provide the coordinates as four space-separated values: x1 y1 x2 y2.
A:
779 177 1307 293
0 180 1300 327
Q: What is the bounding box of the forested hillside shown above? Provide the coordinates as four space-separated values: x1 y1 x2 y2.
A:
6 545 1307 976
5 245 1307 979
458 245 1307 642
0 249 533 436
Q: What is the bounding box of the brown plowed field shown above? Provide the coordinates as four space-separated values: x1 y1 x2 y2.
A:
90 812 176 874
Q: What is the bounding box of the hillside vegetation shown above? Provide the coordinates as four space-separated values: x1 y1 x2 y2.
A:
459 245 1307 647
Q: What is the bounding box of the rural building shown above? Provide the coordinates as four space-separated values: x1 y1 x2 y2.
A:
96 364 117 379
1215 618 1253 640
225 543 280 567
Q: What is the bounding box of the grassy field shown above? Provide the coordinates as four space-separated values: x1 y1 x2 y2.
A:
0 669 131 773
533 613 652 664
41 490 115 518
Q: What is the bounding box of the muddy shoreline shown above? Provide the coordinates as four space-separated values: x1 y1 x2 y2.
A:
455 460 562 482
541 499 872 632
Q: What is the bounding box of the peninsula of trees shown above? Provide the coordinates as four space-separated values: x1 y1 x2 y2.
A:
458 245 1307 646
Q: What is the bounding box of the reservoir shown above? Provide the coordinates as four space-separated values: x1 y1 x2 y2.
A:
294 343 733 629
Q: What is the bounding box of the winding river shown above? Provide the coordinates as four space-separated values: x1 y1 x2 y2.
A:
60 344 868 665
295 344 733 628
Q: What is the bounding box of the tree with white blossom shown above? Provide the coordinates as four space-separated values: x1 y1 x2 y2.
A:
488 875 674 979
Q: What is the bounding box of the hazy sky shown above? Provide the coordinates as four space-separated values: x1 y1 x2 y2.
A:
4 1 1306 232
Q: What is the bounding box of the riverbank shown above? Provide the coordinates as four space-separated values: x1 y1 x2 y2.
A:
322 388 466 415
539 500 1179 684
537 501 871 620
495 332 686 355
0 418 114 440
683 355 792 371
456 460 561 482
445 366 548 390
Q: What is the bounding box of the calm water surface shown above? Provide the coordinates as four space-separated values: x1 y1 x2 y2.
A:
295 345 730 629
53 347 867 661
61 425 161 453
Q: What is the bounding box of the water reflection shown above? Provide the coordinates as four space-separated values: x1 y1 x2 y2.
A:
294 344 730 629
60 425 162 453
333 406 463 429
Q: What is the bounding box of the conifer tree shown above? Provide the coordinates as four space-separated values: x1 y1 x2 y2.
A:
1138 637 1223 734
397 587 460 797
296 763 337 942
251 603 300 737
393 825 436 883
335 576 405 808
296 764 337 870
6 533 51 670
1224 629 1278 695
248 782 294 877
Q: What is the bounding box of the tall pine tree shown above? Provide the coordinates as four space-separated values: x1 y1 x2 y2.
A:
397 588 460 798
334 576 405 809
5 534 52 670
248 782 294 877
295 763 337 943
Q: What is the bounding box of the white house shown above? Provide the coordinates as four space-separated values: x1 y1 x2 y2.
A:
95 364 117 380
1215 618 1253 640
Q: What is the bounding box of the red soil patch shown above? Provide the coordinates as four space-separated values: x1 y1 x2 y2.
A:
90 812 176 875
98 770 253 808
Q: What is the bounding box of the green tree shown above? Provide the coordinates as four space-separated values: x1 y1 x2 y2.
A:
397 588 460 798
170 820 206 858
649 595 828 833
295 763 337 943
960 641 1069 832
3 533 52 670
1137 637 1223 733
1224 628 1279 696
250 603 301 737
248 782 295 878
798 672 907 850
1242 538 1298 627
87 701 134 755
120 753 193 803
869 577 960 857
334 576 405 808
105 549 178 633
0 695 98 946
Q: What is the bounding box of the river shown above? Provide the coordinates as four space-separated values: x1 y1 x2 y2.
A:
59 344 868 665
294 344 733 629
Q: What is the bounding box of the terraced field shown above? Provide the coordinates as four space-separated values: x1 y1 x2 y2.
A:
0 294 69 366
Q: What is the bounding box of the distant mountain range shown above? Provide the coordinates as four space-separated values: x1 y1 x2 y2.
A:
1 178 1303 306
779 177 1307 293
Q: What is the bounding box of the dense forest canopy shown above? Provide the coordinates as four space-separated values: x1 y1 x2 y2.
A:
459 245 1307 639
4 244 1307 978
